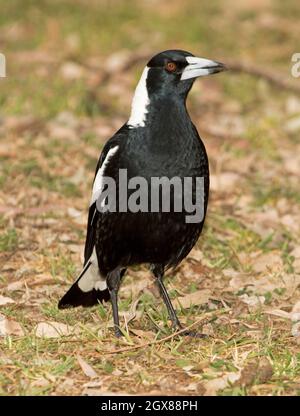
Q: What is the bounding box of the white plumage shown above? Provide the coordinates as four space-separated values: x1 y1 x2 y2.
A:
127 66 150 128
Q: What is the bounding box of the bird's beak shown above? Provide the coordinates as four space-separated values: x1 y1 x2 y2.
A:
181 56 226 80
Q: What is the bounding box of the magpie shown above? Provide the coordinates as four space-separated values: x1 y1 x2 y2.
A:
58 50 226 337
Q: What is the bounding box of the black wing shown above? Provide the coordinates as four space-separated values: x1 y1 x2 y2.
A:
83 126 128 265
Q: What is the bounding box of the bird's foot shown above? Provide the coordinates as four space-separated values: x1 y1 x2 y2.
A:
180 329 207 339
113 326 123 338
171 322 207 338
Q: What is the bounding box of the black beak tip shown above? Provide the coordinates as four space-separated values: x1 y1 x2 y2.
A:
216 61 228 72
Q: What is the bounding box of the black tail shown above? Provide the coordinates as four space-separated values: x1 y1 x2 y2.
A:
58 283 110 309
58 284 110 309
58 262 110 309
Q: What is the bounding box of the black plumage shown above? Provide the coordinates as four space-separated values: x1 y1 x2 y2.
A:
58 50 226 337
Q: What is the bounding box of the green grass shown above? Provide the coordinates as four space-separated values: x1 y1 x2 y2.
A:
0 229 18 251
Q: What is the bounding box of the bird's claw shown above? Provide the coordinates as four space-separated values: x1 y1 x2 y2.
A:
114 327 123 338
180 329 208 339
172 324 208 338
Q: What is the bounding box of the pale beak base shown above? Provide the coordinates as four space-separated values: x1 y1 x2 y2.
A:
181 56 226 80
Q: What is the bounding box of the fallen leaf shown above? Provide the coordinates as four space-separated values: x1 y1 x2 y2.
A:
35 321 78 338
291 300 300 322
122 274 152 298
82 380 105 389
77 355 98 379
175 289 211 309
286 96 300 114
204 372 240 395
0 295 15 306
0 352 13 364
129 328 155 341
7 274 59 292
112 369 123 376
105 50 131 73
265 307 300 323
292 300 300 314
27 273 57 286
67 207 86 224
60 61 85 80
82 378 127 396
31 377 51 388
239 294 265 307
210 172 240 192
189 248 204 262
56 378 74 393
201 323 215 336
292 313 300 323
284 116 300 133
291 322 300 337
69 166 85 185
282 155 300 176
252 251 283 273
0 314 24 336
291 247 300 259
54 111 79 128
228 272 300 297
280 214 299 232
236 357 273 387
6 281 24 291
293 258 300 273
265 308 291 319
82 389 129 396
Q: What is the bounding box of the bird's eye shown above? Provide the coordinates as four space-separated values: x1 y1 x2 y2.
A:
165 62 177 72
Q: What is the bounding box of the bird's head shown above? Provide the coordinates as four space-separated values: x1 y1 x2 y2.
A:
128 49 226 128
147 49 226 97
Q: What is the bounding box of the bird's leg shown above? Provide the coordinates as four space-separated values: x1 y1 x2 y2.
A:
152 265 182 330
107 269 122 338
152 265 206 339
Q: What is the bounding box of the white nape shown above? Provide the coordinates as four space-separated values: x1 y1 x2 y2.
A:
78 247 107 292
90 145 119 206
127 66 150 128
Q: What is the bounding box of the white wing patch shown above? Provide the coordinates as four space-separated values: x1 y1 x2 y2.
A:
90 145 119 206
77 247 107 292
127 66 150 128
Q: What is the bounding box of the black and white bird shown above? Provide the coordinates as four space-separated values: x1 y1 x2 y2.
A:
58 50 226 337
